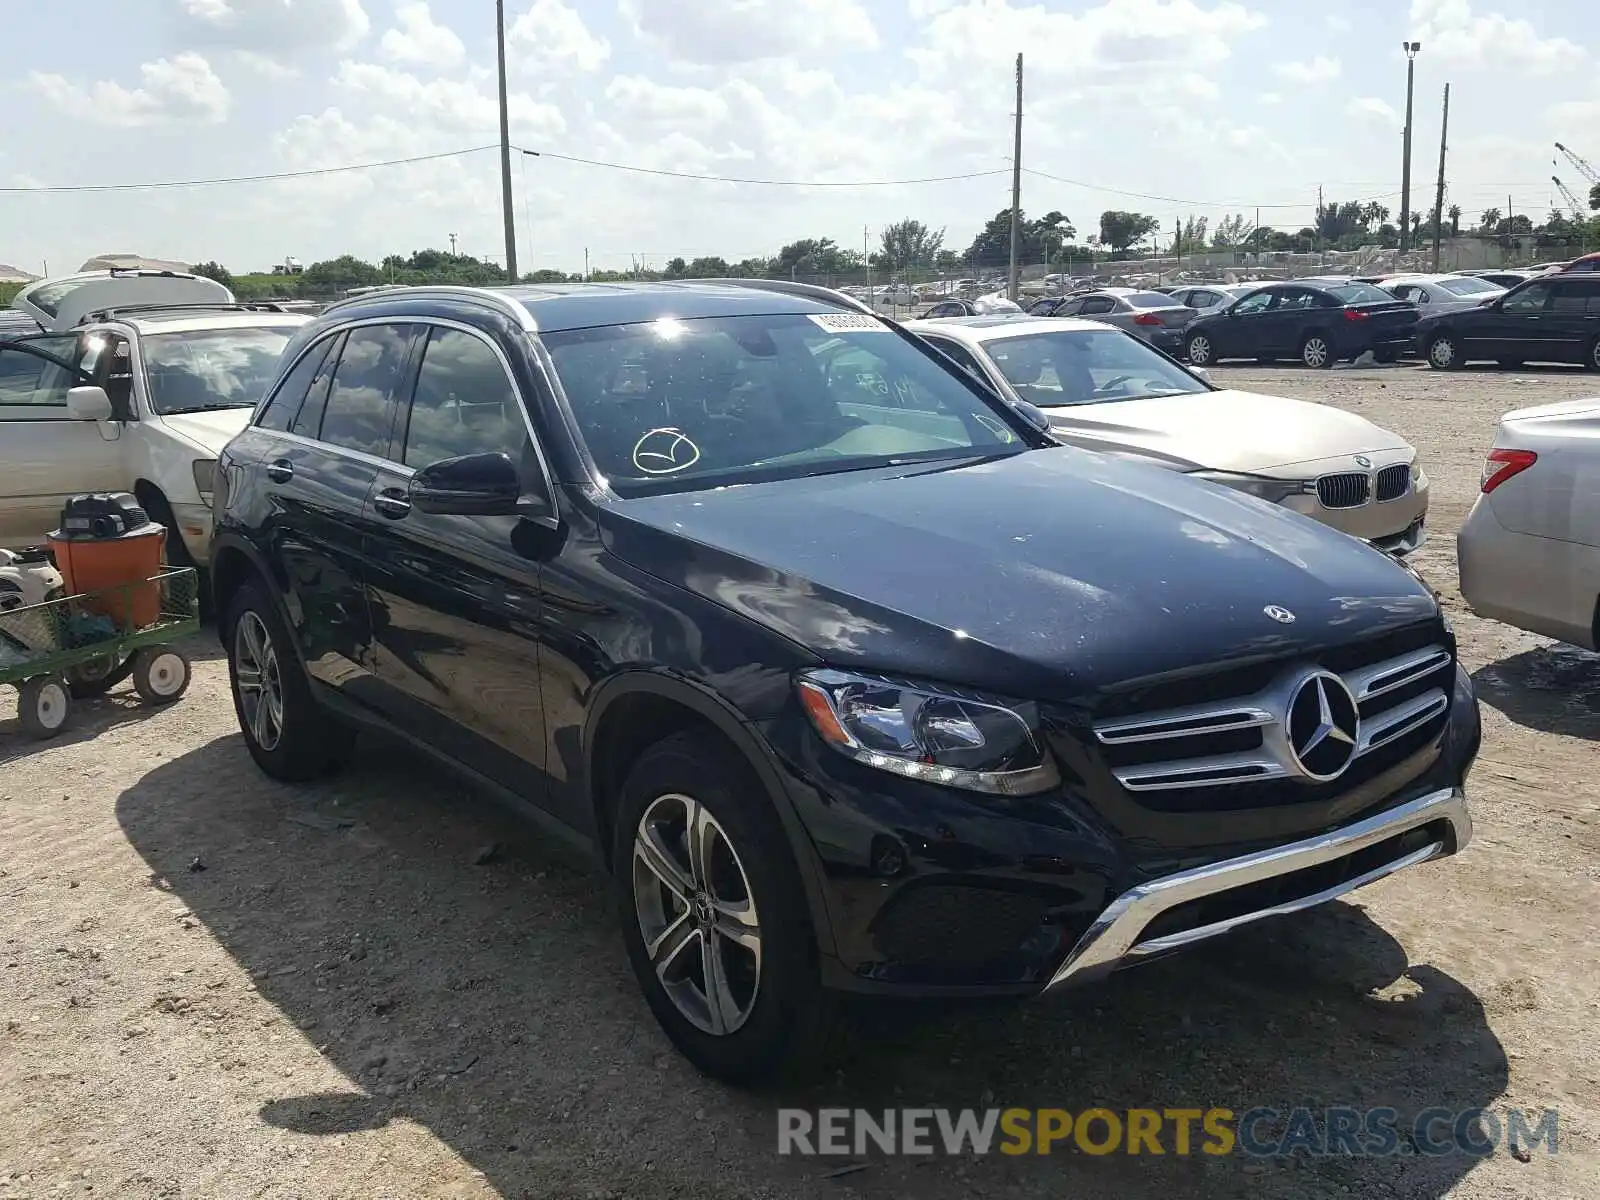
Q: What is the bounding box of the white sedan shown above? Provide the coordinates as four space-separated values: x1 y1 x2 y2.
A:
1457 397 1600 648
909 314 1430 554
1379 273 1505 322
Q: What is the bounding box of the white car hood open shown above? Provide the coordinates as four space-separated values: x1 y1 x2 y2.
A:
1043 388 1407 474
158 408 253 454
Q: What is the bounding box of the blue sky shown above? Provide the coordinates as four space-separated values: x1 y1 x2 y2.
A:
3 0 1596 276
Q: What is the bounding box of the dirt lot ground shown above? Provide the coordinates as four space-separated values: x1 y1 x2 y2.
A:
2 363 1598 1200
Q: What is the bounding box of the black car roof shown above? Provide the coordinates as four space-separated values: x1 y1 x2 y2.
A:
323 280 848 335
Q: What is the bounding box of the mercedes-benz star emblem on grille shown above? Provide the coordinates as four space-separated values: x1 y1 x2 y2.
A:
1354 454 1373 469
1263 604 1296 624
1286 671 1360 781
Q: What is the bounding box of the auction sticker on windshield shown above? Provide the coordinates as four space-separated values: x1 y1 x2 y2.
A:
808 313 891 333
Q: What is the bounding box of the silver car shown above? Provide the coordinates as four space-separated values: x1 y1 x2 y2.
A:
1165 283 1259 314
1047 287 1197 356
1380 273 1505 321
1457 397 1600 648
910 315 1430 554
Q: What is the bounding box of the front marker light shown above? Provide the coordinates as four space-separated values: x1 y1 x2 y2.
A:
797 669 1059 796
1186 470 1311 505
192 458 217 507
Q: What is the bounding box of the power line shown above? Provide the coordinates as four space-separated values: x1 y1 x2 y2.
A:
0 146 498 194
520 148 1010 187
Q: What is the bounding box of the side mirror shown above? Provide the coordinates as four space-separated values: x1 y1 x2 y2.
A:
66 385 115 422
409 451 522 516
1012 400 1052 434
1191 366 1213 384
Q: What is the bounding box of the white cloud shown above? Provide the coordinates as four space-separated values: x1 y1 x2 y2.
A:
509 0 611 73
234 50 299 80
619 0 878 65
1346 96 1400 125
29 53 231 127
333 61 565 141
379 2 465 69
177 0 371 60
1272 55 1340 84
1407 0 1585 72
1325 15 1351 32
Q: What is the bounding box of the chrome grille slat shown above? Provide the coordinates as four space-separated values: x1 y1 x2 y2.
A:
1374 463 1411 502
1092 643 1453 795
1317 472 1371 509
1345 646 1453 701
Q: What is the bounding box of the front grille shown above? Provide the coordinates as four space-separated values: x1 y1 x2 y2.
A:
1091 638 1454 810
1317 472 1370 508
1375 463 1411 502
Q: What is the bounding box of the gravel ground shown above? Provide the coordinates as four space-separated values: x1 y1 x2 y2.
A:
2 363 1598 1200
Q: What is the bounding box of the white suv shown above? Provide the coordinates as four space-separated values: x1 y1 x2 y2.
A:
0 272 308 568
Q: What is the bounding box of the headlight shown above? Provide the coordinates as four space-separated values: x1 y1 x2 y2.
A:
796 669 1058 795
1186 470 1310 505
192 459 217 507
1411 461 1427 489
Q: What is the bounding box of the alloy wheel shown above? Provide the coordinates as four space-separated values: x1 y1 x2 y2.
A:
234 611 285 752
632 793 763 1037
1429 337 1456 369
1302 337 1330 368
1187 336 1211 365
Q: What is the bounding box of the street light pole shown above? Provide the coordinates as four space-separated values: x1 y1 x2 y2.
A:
1399 41 1421 255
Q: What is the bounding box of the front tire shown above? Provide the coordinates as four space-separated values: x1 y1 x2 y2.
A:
1426 334 1461 370
19 675 72 739
1300 334 1333 369
1186 334 1213 365
614 730 831 1085
1586 336 1600 373
226 579 354 781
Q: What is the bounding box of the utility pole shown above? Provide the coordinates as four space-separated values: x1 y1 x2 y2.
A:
1430 82 1450 272
1316 184 1324 264
1399 41 1421 254
1008 52 1023 302
864 225 873 306
495 0 518 282
449 232 458 256
583 247 589 281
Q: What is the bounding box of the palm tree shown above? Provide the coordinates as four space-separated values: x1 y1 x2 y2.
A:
1447 205 1462 237
1479 206 1502 233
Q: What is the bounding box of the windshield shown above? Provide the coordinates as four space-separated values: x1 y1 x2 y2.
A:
1327 282 1396 305
542 312 1029 497
1436 276 1501 296
981 328 1206 408
142 327 294 414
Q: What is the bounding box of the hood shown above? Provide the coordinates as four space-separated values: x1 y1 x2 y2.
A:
1041 388 1407 473
157 408 253 454
599 447 1437 704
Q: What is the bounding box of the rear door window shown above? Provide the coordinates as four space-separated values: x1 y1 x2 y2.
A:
1078 296 1115 315
318 324 421 457
1549 279 1600 315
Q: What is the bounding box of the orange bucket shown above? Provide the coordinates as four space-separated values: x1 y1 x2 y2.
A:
47 526 166 629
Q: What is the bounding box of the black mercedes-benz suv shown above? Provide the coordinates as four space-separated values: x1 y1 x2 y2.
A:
211 280 1479 1083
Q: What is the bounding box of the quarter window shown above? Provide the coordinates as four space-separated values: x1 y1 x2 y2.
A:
402 328 530 468
258 337 334 433
318 324 420 457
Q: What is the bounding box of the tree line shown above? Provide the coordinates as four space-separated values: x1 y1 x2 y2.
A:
186 198 1600 298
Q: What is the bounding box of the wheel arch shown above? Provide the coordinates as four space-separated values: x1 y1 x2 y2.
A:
583 671 839 957
209 535 306 671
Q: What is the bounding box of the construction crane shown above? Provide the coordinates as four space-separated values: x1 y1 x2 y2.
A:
1555 142 1598 184
1553 176 1585 221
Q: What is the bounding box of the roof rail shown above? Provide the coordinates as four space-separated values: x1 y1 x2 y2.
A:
76 301 287 325
690 277 877 316
318 284 535 331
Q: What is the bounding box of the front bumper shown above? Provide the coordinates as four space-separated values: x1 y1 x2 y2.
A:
1042 785 1469 991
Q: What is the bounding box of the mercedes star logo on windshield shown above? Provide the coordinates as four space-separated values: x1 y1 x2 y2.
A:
1286 671 1360 781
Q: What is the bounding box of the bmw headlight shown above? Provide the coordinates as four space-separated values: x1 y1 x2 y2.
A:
1186 470 1310 504
1411 461 1428 489
796 669 1058 795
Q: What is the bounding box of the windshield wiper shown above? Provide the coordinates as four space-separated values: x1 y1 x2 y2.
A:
167 403 253 413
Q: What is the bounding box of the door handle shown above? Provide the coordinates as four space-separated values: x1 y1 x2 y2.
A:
373 488 412 520
265 459 293 483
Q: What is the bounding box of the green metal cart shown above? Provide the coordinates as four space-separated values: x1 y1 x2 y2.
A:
0 568 200 739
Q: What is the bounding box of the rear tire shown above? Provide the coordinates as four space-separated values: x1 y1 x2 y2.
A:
226 579 354 781
1426 334 1461 370
133 647 190 704
1300 334 1333 369
613 730 834 1086
1586 337 1600 373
